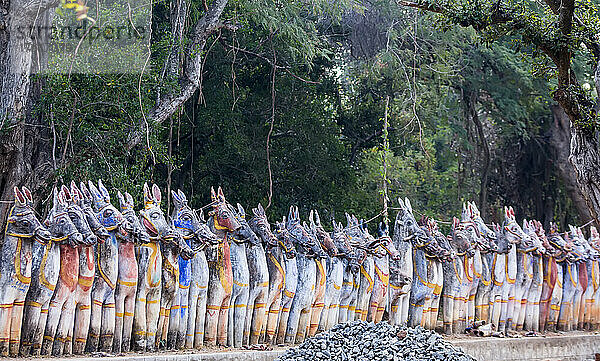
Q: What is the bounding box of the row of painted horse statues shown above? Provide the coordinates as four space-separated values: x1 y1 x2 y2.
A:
1 182 599 357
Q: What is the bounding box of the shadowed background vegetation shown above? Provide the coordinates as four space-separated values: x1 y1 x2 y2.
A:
22 0 599 230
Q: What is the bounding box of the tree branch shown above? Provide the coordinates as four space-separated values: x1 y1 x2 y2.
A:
126 0 230 151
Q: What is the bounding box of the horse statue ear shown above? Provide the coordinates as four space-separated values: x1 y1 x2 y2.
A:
288 206 294 223
98 179 110 202
152 184 162 205
452 216 460 231
143 182 153 209
171 190 182 208
125 192 134 207
13 186 26 206
237 203 245 219
314 210 322 227
61 184 72 203
404 198 413 213
198 208 206 222
118 191 128 210
398 197 405 211
210 187 217 202
178 189 187 203
217 186 225 203
257 203 265 215
309 210 315 226
345 212 352 227
22 186 33 205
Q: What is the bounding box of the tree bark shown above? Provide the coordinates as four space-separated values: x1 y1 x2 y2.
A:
0 0 58 229
126 0 229 151
548 105 593 222
467 91 490 219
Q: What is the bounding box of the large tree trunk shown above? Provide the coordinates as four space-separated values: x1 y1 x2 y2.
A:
548 105 593 222
0 0 57 228
569 126 600 225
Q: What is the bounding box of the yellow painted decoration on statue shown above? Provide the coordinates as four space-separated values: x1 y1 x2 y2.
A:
269 253 285 290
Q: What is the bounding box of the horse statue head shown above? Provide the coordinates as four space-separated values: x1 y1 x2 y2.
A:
286 206 325 258
209 186 240 235
466 201 497 253
139 182 177 243
309 210 337 257
491 223 511 254
332 220 360 273
547 222 572 262
44 187 81 246
61 184 97 246
589 226 600 253
88 180 133 239
248 203 277 247
566 225 588 263
229 203 260 246
522 219 545 256
274 219 296 259
5 186 51 243
502 206 533 250
450 216 474 257
170 189 219 251
394 197 427 245
374 221 402 260
422 217 454 261
116 190 151 245
75 181 110 242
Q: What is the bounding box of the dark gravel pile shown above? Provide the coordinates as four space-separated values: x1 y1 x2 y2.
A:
277 321 477 361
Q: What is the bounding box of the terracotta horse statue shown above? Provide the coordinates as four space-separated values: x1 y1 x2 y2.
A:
410 215 447 328
546 222 572 332
441 217 472 334
205 187 240 346
575 227 599 330
337 214 365 323
20 188 81 356
535 220 558 332
225 204 258 348
501 208 534 333
367 222 401 324
319 220 358 332
284 206 325 344
558 226 586 331
588 226 600 330
156 196 194 349
459 204 484 330
86 180 132 353
353 218 376 323
113 191 148 353
168 190 218 349
522 219 545 332
42 185 99 356
252 206 293 345
243 204 274 346
488 223 510 332
132 183 177 351
466 202 497 325
275 215 299 346
0 186 51 356
66 182 108 355
574 226 596 330
389 197 426 326
307 210 336 335
419 217 453 330
495 207 520 334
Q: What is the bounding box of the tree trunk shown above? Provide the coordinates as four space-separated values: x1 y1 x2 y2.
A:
0 0 58 229
468 92 490 219
569 125 600 226
548 105 593 222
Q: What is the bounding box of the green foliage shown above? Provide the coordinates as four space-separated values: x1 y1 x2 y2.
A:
34 0 587 228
